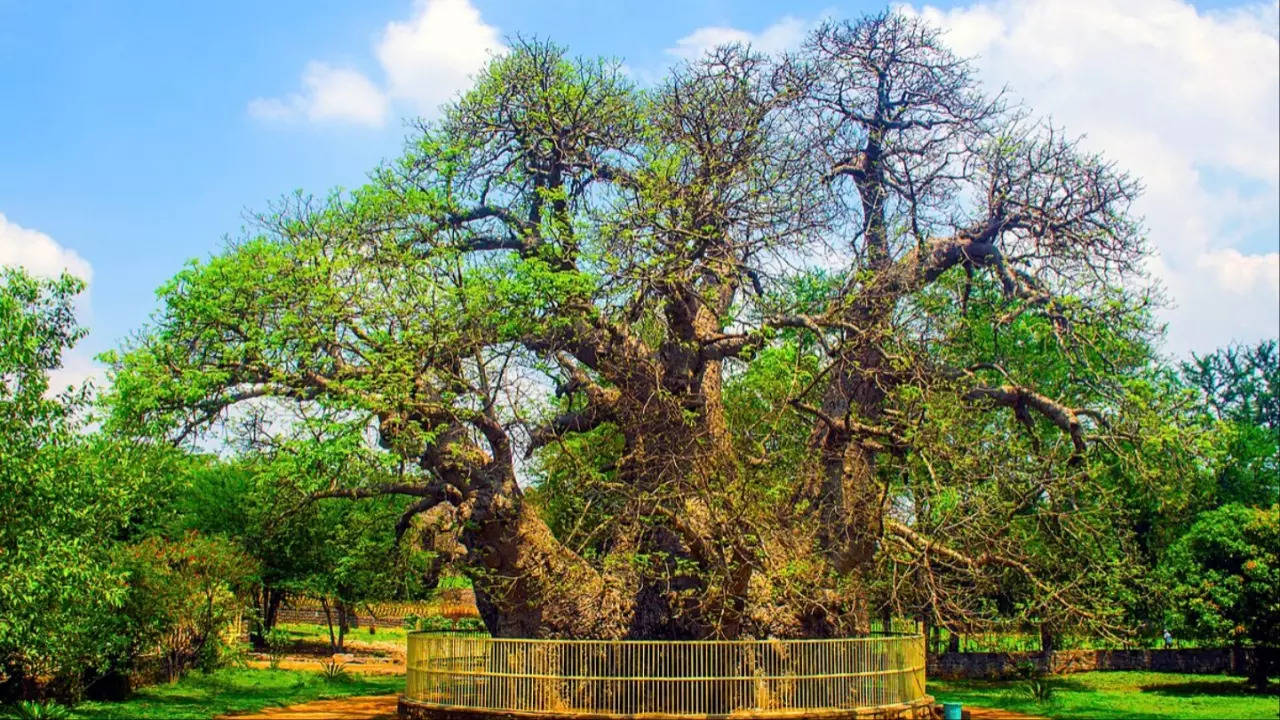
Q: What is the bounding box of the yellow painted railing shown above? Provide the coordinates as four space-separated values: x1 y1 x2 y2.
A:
405 629 928 716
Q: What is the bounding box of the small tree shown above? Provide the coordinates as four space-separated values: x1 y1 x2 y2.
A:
161 456 331 649
303 495 431 651
1161 504 1279 689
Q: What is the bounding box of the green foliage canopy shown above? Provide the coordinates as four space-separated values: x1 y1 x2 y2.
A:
106 16 1201 641
0 269 176 699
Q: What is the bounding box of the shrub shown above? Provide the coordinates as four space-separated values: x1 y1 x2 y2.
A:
0 269 179 703
1012 661 1056 703
115 532 256 682
263 629 290 670
1161 504 1279 689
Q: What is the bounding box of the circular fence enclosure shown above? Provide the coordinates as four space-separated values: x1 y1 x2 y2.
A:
400 630 933 719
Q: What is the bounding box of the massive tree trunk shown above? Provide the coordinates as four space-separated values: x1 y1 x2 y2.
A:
453 393 755 639
463 495 634 638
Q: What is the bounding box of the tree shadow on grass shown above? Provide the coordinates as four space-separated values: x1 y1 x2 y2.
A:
1046 677 1092 692
1139 679 1278 697
933 676 1092 692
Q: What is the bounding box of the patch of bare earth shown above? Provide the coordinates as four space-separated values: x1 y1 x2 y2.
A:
246 637 407 674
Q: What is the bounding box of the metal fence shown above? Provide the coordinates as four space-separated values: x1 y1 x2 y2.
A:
405 630 928 716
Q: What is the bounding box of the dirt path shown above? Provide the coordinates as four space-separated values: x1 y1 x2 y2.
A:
217 694 398 720
219 695 1046 720
962 707 1048 720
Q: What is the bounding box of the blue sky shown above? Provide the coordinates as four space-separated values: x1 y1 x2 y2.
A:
1 0 1277 388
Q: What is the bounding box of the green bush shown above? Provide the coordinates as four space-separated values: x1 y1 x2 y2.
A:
263 629 290 669
1160 503 1279 688
413 616 486 633
114 532 256 682
0 269 180 703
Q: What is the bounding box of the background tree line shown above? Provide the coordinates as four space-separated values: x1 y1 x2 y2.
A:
0 269 439 703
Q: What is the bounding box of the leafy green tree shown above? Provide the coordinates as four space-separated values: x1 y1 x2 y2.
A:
1182 341 1280 508
112 14 1171 640
849 272 1216 638
0 269 175 701
1160 504 1279 688
1184 341 1280 430
301 497 432 650
158 456 331 648
142 443 438 651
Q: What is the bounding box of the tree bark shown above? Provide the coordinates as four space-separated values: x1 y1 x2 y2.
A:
320 597 336 651
249 586 284 650
336 600 349 651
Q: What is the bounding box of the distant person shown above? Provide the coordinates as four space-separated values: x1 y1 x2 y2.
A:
1162 629 1173 649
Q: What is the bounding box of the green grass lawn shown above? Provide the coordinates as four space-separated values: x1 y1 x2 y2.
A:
931 670 1279 719
61 667 403 720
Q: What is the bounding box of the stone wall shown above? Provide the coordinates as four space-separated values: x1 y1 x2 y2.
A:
272 589 477 627
928 647 1268 679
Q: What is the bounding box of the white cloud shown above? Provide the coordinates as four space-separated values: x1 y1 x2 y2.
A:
249 62 389 126
0 213 92 282
668 16 810 60
900 0 1280 355
0 213 100 392
377 0 504 115
249 0 502 126
1197 248 1280 296
1185 250 1280 349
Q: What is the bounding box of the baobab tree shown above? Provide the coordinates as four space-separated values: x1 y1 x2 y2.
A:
110 12 1179 640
